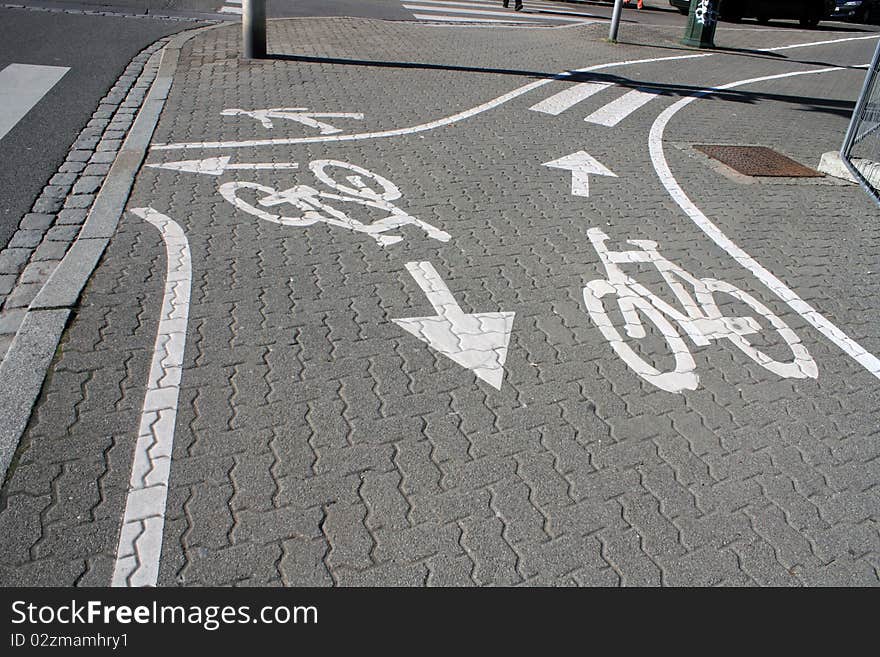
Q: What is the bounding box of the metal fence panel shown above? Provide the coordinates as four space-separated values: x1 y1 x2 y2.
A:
841 39 880 206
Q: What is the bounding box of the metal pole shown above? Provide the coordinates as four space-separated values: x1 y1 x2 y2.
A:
242 0 267 59
608 0 624 42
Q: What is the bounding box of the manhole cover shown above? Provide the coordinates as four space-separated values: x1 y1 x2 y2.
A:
693 145 822 177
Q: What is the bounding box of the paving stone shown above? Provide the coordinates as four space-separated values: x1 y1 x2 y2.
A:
8 230 43 248
0 249 32 275
72 176 104 195
0 16 877 589
63 194 95 209
82 164 111 177
59 161 86 174
32 196 64 213
31 240 70 262
19 261 61 285
55 209 88 226
19 214 55 230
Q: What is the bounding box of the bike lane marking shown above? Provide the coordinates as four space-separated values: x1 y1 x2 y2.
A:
393 261 515 390
150 33 879 153
648 65 880 382
150 52 713 151
112 207 192 587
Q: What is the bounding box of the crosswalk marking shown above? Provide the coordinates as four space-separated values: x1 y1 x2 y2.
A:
0 64 69 142
412 13 539 23
529 82 611 115
584 88 660 126
403 4 578 21
403 0 596 26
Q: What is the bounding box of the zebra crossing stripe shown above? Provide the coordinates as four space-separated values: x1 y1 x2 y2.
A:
0 64 69 142
584 88 660 127
403 4 578 21
529 82 611 116
412 13 542 23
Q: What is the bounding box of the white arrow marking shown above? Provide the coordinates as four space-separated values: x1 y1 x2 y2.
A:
146 156 298 176
542 150 616 197
220 107 364 134
393 262 515 390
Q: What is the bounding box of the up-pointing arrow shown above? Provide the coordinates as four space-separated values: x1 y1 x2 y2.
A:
146 156 298 176
393 262 515 390
542 150 616 197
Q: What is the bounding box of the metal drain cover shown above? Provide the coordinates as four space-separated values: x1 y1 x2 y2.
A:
693 145 822 177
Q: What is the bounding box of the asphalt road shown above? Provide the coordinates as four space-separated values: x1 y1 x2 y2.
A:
0 7 203 249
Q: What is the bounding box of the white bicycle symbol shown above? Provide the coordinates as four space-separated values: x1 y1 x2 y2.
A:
219 159 451 247
582 228 818 393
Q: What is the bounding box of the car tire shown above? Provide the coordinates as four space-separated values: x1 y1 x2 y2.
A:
756 13 769 24
678 7 689 14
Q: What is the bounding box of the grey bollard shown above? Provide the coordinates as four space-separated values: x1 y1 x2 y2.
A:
243 0 267 59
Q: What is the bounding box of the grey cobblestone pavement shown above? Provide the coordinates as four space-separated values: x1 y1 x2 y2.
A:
1 16 878 586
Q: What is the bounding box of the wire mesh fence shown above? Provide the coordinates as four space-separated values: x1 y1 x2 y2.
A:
842 40 880 205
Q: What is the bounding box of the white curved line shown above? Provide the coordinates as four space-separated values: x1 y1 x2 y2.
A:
151 33 879 153
151 52 711 151
648 66 880 380
113 207 192 587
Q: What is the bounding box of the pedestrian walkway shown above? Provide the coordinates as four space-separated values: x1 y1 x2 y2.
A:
401 0 599 26
0 15 878 587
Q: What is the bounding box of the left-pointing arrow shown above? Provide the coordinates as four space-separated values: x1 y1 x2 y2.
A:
146 156 298 176
393 262 515 390
542 150 616 197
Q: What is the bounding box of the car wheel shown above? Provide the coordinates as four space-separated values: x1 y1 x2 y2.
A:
756 13 769 24
678 7 689 14
799 16 820 27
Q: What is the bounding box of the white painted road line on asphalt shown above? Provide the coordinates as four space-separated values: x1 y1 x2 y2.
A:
529 82 611 115
0 64 69 142
585 88 660 126
412 14 542 23
151 52 711 151
219 6 242 14
113 207 192 587
649 66 880 383
403 4 581 21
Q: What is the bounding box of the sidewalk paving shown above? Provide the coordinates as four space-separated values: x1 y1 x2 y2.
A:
0 15 878 586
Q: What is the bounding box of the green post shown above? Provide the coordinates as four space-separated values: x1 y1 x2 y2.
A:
681 0 718 48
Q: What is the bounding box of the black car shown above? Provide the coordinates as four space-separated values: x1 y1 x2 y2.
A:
669 0 835 27
830 0 880 23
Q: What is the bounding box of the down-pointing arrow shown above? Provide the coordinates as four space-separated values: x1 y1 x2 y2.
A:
146 156 298 176
542 150 616 197
393 262 515 390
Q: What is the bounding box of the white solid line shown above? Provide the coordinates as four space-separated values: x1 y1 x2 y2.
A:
412 13 543 23
529 81 611 115
219 6 242 14
410 0 596 14
763 34 880 51
113 207 192 587
151 52 711 151
0 64 69 141
403 4 577 21
225 0 243 3
648 67 880 382
584 88 659 126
